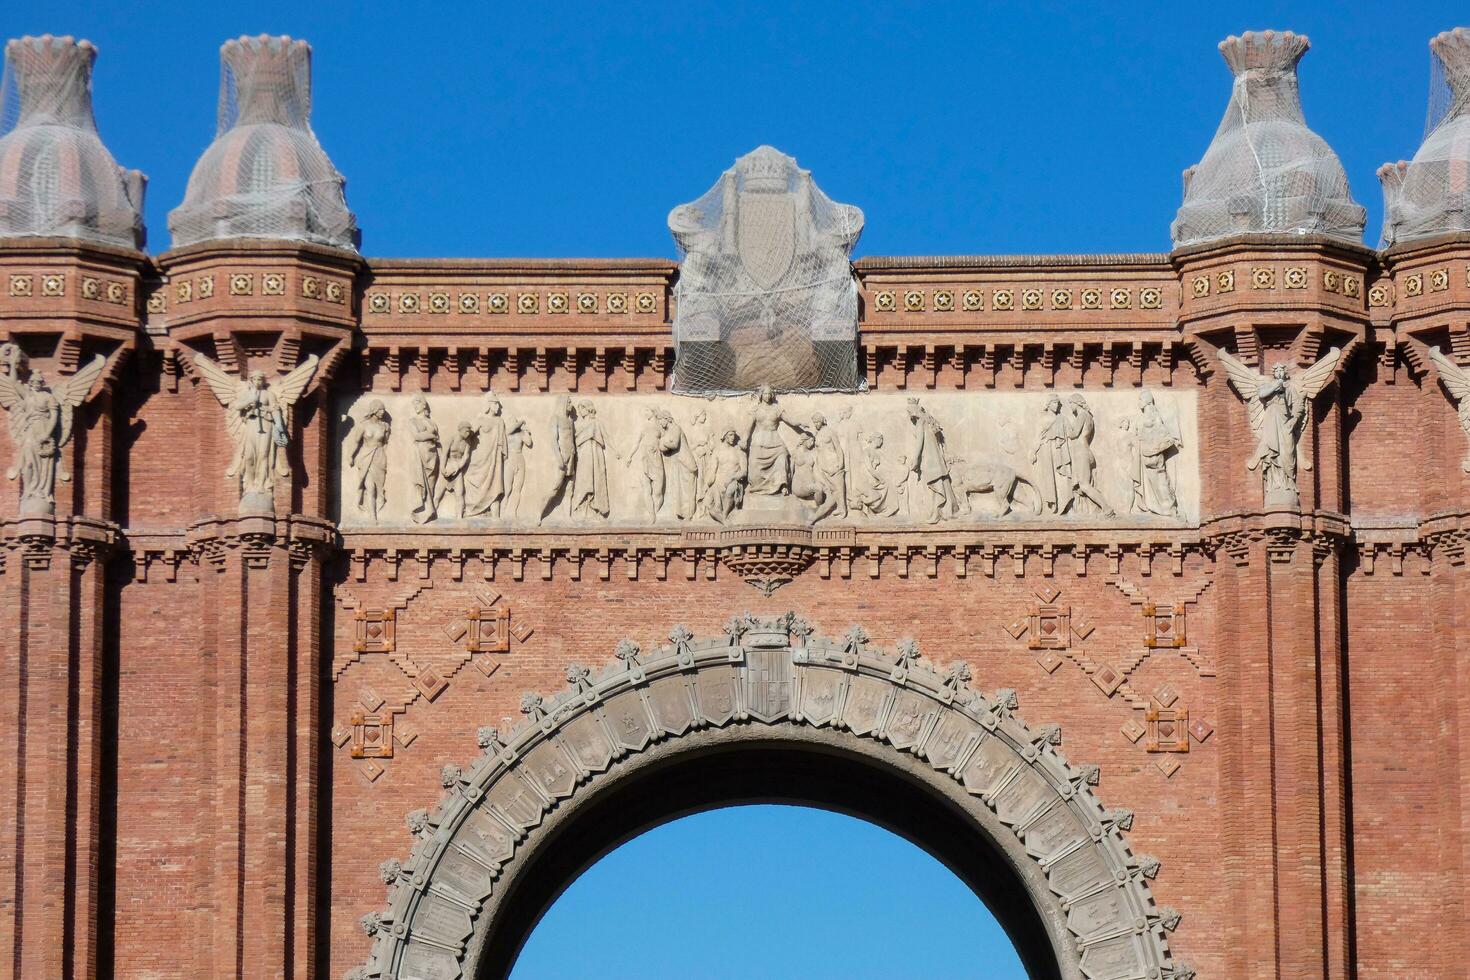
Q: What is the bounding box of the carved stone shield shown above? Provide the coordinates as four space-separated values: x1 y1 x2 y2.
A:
736 191 796 289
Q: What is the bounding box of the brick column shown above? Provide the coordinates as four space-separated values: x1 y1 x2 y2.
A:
0 240 143 980
186 516 333 977
150 240 357 977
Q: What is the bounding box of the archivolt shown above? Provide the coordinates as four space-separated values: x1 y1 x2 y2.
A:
351 616 1187 980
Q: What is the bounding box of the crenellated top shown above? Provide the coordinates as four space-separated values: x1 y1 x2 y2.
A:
1381 27 1470 246
168 35 357 252
220 32 311 129
1173 31 1365 250
0 35 146 249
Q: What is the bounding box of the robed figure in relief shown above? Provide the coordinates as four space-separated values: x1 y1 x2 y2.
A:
905 398 958 524
0 355 106 515
194 352 319 512
745 384 809 495
466 393 509 519
1218 347 1341 508
1122 391 1181 517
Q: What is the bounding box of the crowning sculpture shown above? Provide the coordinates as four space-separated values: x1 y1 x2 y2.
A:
1172 31 1365 248
169 35 357 249
0 35 146 248
194 352 320 513
668 145 864 393
1217 348 1342 509
0 354 105 516
1381 29 1470 244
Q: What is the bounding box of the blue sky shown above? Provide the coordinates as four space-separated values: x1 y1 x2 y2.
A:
8 1 1468 257
509 805 1026 980
11 1 1466 974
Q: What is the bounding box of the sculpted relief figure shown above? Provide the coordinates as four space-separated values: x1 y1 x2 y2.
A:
466 393 509 519
658 410 699 520
538 396 577 524
195 352 319 513
571 401 610 520
1219 347 1342 508
624 408 667 522
746 384 809 496
345 399 391 521
705 430 748 523
791 430 838 521
1427 347 1470 472
1031 395 1073 515
505 414 533 519
852 431 901 518
0 354 105 516
440 421 476 519
1030 394 1115 517
407 395 442 523
1064 394 1115 516
1120 391 1182 517
905 398 959 524
811 411 849 518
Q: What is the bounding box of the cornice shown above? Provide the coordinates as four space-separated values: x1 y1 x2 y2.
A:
1169 232 1380 268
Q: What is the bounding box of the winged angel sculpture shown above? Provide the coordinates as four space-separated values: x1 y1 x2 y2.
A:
1427 346 1470 473
194 353 319 513
1217 347 1342 508
0 355 106 516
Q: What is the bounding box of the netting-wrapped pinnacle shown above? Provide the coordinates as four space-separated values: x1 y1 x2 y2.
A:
1381 28 1470 245
1172 30 1364 248
0 35 146 248
169 35 357 250
668 145 864 394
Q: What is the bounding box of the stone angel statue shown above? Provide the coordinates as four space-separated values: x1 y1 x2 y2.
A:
193 352 320 513
1428 346 1470 473
1217 347 1342 508
0 355 106 516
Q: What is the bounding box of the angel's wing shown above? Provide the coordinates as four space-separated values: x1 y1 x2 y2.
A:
270 354 320 408
54 355 107 448
53 355 106 409
1292 347 1343 400
193 352 243 408
1216 350 1267 434
1428 346 1470 404
0 371 23 413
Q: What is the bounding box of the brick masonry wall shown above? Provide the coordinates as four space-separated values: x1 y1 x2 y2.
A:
3 236 1468 979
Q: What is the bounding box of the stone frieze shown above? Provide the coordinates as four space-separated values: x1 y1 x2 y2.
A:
334 387 1199 529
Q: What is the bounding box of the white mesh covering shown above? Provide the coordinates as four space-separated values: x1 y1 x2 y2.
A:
169 35 357 250
0 35 145 248
1381 28 1470 246
669 146 863 394
1172 31 1364 249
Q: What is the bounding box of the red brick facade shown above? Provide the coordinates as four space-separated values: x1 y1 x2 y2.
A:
2 229 1469 979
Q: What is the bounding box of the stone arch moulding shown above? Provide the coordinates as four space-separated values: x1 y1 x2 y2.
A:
352 615 1188 980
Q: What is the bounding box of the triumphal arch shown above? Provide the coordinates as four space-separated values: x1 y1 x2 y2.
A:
2 26 1470 979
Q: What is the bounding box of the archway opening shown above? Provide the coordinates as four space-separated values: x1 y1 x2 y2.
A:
510 803 1027 979
474 731 1063 980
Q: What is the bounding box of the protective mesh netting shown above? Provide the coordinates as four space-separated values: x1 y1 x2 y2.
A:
169 35 357 250
669 145 863 394
1172 30 1364 249
1381 28 1470 246
0 35 145 248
